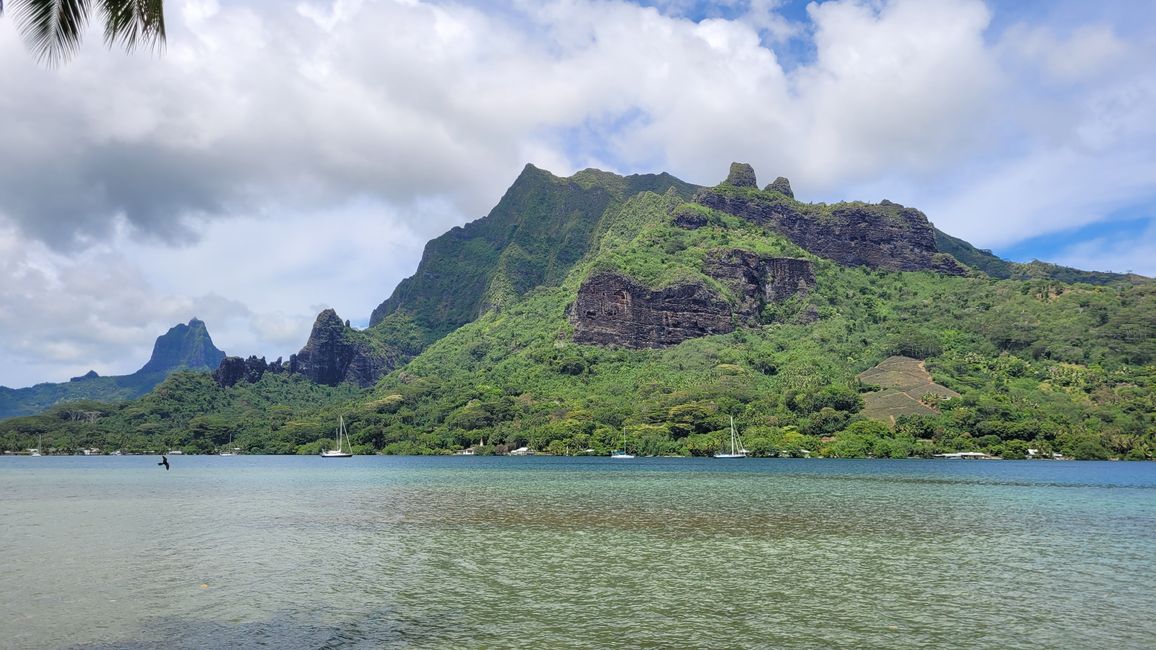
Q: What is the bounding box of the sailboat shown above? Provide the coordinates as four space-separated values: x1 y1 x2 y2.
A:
611 427 635 459
320 416 353 458
219 432 239 456
29 435 42 456
714 416 748 459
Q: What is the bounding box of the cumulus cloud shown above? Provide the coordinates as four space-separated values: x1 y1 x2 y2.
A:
0 0 1014 249
1 0 1154 385
0 222 251 384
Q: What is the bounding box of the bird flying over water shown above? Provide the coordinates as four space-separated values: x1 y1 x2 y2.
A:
158 455 169 470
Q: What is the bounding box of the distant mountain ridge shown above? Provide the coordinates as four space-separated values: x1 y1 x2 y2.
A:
0 318 225 420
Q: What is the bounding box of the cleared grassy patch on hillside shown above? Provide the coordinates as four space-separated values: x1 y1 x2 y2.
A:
858 356 960 425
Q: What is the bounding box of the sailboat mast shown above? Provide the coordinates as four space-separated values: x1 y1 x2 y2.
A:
730 416 736 455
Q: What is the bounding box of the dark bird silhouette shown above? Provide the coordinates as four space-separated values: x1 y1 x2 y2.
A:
158 455 170 471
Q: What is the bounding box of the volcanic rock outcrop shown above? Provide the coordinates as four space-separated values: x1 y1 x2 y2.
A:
289 309 390 388
214 355 280 388
724 162 758 188
571 253 816 348
766 176 794 198
696 165 967 275
703 250 815 319
570 272 735 347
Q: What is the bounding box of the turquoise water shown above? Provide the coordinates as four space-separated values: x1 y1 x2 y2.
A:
1 456 1153 649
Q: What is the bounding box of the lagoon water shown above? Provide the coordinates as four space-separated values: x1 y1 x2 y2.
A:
1 456 1153 649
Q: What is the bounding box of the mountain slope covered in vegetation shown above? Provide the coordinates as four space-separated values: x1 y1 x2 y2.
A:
2 165 1152 459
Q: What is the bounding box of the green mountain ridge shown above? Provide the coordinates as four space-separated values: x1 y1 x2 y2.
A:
932 229 1142 285
2 164 1152 459
368 163 699 342
0 319 225 420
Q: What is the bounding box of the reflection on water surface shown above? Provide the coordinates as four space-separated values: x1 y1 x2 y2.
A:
2 456 1152 649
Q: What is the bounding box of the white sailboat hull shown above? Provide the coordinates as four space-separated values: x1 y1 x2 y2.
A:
321 415 354 457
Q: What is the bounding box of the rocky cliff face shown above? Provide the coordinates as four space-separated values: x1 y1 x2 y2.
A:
571 253 816 348
570 272 735 347
135 318 226 375
213 355 284 388
369 164 699 340
695 165 967 276
288 309 390 388
703 250 815 319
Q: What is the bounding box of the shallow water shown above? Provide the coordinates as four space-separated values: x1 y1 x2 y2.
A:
1 456 1153 649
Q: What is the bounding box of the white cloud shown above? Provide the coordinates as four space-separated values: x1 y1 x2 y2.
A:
1 0 1154 386
791 0 1000 184
0 222 249 384
1050 221 1156 278
1001 23 1128 83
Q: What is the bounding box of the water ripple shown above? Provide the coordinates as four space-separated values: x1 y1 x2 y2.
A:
3 456 1153 649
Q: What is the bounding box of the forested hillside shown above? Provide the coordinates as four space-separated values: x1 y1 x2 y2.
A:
2 166 1152 459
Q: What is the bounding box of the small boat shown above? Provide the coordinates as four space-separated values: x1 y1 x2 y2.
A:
320 416 353 458
29 435 43 456
220 432 239 456
714 416 748 459
611 427 635 459
167 450 184 455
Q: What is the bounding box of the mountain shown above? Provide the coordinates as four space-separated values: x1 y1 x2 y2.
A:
231 164 701 390
0 318 225 420
2 164 1152 459
369 163 699 340
933 229 1142 285
136 318 225 375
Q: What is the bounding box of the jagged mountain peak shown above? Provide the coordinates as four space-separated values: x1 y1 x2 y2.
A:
0 319 227 420
368 163 699 336
135 318 226 376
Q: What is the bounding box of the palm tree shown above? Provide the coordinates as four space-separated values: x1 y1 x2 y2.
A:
0 0 166 67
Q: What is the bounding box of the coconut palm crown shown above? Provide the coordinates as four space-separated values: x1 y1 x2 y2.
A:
0 0 165 66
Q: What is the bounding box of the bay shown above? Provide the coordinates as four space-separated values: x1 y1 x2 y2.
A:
1 456 1153 649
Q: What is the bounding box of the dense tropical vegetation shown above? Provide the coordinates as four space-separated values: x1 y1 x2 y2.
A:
3 177 1151 460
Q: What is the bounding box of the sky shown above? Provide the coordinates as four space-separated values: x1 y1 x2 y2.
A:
1 0 1154 388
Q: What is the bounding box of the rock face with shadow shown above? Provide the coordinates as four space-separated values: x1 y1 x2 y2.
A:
213 355 282 388
702 249 815 319
570 272 735 348
570 252 816 348
288 309 389 387
695 163 967 276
